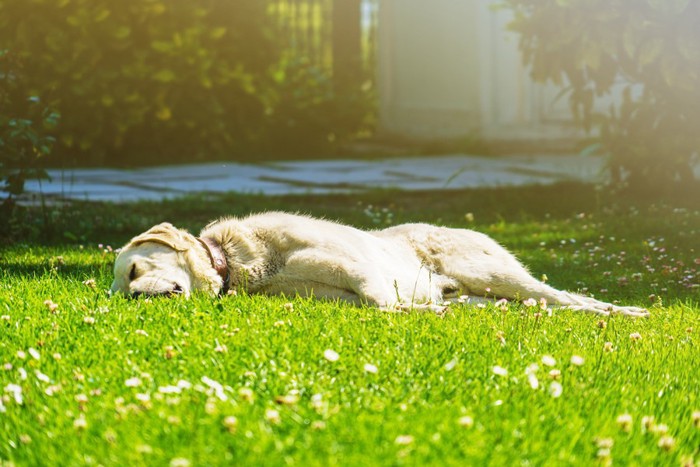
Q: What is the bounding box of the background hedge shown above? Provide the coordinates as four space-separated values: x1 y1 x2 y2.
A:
0 0 371 167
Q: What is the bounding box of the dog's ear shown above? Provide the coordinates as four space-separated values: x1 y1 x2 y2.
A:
129 222 190 251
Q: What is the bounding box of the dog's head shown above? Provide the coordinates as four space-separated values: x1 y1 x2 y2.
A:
110 222 223 298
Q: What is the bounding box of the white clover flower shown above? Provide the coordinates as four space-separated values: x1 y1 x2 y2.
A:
548 381 563 398
222 416 238 432
201 376 228 401
541 355 556 367
205 398 219 414
265 409 281 424
658 436 675 451
616 413 633 432
492 365 508 377
323 349 340 362
310 393 324 411
35 370 50 383
650 423 669 435
444 358 458 371
137 445 153 454
176 380 192 390
395 435 414 445
596 438 614 449
238 387 254 402
524 363 539 389
4 384 23 404
274 394 299 405
311 420 326 430
44 300 59 313
73 416 88 430
458 416 474 428
363 363 378 374
527 372 539 390
169 458 191 467
570 355 585 366
125 377 142 388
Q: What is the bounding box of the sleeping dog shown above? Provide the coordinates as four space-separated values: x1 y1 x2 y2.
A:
110 212 649 317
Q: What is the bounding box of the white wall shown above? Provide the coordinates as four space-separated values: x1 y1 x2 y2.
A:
378 0 481 139
377 0 593 143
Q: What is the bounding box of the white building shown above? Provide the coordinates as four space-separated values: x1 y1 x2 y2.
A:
375 0 618 146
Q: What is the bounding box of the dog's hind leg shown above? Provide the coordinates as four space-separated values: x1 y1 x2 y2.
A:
444 264 649 317
441 256 649 317
379 224 648 317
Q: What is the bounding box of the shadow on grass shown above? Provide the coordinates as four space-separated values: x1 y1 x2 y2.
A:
0 252 114 281
1 262 111 279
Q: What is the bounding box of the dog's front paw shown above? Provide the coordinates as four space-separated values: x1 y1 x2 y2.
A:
610 305 650 318
394 302 449 316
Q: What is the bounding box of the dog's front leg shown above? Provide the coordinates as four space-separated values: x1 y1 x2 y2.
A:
381 302 449 315
284 250 397 307
320 263 448 315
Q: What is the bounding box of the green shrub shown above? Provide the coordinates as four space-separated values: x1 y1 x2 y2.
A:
263 56 374 157
0 50 60 225
504 0 700 191
0 0 371 167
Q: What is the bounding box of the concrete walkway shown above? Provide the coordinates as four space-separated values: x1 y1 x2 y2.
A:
23 153 609 203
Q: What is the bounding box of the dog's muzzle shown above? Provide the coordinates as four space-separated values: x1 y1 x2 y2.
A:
130 283 184 299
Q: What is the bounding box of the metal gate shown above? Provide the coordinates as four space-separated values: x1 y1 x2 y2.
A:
269 0 378 90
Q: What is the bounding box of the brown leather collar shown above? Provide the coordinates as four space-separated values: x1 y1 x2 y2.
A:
197 237 230 295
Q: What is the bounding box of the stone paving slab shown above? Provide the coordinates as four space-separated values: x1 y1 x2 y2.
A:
22 153 609 203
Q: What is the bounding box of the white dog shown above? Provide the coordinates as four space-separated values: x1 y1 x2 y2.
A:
110 212 649 317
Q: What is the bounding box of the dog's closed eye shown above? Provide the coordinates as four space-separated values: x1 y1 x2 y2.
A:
129 264 137 281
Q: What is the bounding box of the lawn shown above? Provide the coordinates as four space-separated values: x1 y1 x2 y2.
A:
1 184 699 466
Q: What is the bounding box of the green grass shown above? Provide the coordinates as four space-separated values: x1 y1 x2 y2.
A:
1 185 699 465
